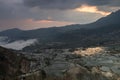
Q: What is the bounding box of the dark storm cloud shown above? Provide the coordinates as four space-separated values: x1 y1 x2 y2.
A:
23 0 120 10
0 0 42 20
0 0 119 20
0 0 120 31
23 0 81 10
0 1 14 19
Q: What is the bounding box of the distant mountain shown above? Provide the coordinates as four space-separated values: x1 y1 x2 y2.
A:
0 28 24 42
0 10 120 49
0 24 83 42
86 10 120 28
53 10 120 48
23 10 120 50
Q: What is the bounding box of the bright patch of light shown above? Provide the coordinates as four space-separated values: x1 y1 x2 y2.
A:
75 4 111 16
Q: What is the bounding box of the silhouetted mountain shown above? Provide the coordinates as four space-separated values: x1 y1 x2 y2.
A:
23 10 120 50
0 25 83 42
0 28 23 36
0 10 120 49
86 10 120 28
53 10 120 48
0 28 23 42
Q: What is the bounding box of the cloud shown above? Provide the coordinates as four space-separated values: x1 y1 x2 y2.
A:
23 0 120 10
97 6 120 12
0 1 14 19
75 4 111 16
23 0 80 10
0 0 119 21
0 19 74 31
0 0 119 30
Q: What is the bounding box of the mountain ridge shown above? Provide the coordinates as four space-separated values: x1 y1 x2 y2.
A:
0 10 120 49
1 10 120 32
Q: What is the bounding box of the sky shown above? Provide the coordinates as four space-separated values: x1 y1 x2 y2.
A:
0 0 120 31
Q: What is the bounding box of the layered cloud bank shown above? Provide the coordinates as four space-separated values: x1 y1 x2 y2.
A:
23 0 120 10
0 0 120 30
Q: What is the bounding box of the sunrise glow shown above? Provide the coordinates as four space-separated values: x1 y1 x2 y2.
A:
75 4 111 16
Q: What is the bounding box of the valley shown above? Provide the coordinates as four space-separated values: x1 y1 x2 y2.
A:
0 10 120 80
10 46 120 80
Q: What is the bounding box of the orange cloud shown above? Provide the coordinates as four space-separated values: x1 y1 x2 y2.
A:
0 19 74 30
75 4 111 16
35 20 54 23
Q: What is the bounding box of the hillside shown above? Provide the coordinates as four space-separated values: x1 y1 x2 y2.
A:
0 46 30 80
0 24 82 42
53 10 120 48
0 10 120 50
23 10 120 50
18 47 120 80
